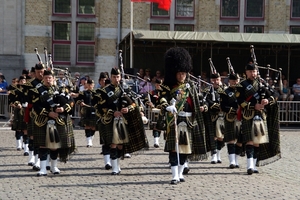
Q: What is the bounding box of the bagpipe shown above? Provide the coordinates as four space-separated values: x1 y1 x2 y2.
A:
35 47 77 92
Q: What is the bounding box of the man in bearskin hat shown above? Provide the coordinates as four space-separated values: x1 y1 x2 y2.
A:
30 70 75 176
235 62 281 175
160 47 208 185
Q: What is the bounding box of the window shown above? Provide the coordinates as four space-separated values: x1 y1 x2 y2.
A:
150 24 169 31
54 0 71 14
78 0 95 15
53 44 71 62
290 26 300 34
54 22 71 40
244 26 264 33
77 23 95 63
78 23 95 41
220 25 239 32
152 3 169 17
221 0 239 19
175 0 194 18
78 45 94 62
175 25 194 31
245 0 264 19
291 0 300 18
53 22 71 63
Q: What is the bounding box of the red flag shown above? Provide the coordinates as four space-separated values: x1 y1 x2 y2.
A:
131 0 172 11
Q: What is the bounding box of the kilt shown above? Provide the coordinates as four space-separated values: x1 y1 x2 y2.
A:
98 119 114 146
164 115 207 160
124 107 147 153
79 107 97 127
239 118 253 143
33 115 74 150
203 112 217 152
258 103 281 166
223 120 236 142
12 108 26 131
27 115 34 137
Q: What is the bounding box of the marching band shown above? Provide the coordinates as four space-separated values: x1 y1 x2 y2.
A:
7 45 281 183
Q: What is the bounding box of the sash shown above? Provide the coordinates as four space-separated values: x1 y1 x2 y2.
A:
166 84 189 134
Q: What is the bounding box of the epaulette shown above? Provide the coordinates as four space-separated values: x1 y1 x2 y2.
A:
78 91 84 95
217 87 226 94
234 83 243 88
202 86 211 93
23 78 35 87
29 88 39 94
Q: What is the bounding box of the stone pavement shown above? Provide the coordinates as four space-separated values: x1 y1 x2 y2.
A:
0 127 299 200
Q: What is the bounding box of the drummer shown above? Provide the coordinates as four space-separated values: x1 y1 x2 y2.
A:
76 79 97 147
146 79 167 148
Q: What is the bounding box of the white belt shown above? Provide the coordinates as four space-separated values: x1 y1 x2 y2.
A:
178 111 192 117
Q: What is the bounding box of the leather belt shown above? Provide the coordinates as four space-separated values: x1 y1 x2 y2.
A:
178 111 192 117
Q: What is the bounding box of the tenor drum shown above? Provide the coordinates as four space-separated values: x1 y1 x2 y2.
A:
150 108 160 129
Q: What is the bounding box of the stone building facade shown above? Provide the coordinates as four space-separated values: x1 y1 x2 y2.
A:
0 0 299 82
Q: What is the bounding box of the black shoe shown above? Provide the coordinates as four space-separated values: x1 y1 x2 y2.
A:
170 179 178 185
211 161 216 164
28 162 34 166
247 168 253 175
33 166 40 171
105 164 112 170
23 152 29 156
229 164 235 169
254 169 259 173
179 178 185 182
46 166 51 170
183 167 190 175
217 160 222 163
111 172 119 175
235 165 240 168
17 148 21 151
154 144 159 148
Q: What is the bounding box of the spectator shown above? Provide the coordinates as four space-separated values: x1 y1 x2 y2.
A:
138 68 144 79
279 79 293 101
96 72 109 89
57 71 69 87
154 70 164 82
292 78 300 101
0 75 8 94
79 77 87 92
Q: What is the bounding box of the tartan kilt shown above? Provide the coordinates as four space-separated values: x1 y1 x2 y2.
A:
258 103 281 166
223 120 236 142
239 119 253 143
98 120 114 146
27 116 34 137
124 107 147 153
33 115 74 149
79 107 97 127
203 112 217 152
164 116 206 157
12 108 27 131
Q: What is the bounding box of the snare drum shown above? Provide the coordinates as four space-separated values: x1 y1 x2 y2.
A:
150 108 161 129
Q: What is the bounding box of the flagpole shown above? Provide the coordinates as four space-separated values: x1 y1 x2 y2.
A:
130 1 133 68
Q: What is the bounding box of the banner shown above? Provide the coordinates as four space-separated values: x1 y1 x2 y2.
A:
131 0 172 11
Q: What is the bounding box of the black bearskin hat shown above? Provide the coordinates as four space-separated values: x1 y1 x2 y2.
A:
163 47 192 87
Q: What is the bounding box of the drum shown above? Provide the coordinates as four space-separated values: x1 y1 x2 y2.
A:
150 108 161 129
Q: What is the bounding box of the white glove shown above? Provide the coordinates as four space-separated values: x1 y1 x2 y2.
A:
166 98 177 114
